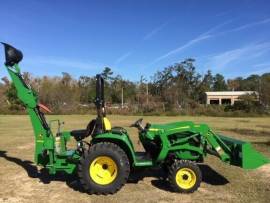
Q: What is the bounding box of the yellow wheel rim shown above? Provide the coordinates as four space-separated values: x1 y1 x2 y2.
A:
89 156 118 185
175 168 197 189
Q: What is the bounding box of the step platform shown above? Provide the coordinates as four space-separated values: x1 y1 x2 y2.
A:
134 152 153 167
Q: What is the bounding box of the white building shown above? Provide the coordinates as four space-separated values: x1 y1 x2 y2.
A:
205 91 258 105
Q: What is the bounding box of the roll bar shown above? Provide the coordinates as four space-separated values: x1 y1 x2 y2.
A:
94 74 106 134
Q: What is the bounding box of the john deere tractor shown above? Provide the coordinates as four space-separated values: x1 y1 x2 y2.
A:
1 43 269 194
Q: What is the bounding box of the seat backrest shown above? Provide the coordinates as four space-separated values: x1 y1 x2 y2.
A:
103 117 112 131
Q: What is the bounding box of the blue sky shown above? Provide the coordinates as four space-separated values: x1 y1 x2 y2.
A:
0 0 270 81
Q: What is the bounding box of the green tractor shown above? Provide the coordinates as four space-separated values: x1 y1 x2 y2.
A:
1 43 270 194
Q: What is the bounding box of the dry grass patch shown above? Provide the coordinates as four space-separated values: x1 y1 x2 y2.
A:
0 115 269 203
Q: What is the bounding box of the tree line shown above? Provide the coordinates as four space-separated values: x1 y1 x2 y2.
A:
0 58 269 116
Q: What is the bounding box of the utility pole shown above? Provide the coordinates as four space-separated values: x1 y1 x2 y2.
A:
121 87 124 109
146 83 149 105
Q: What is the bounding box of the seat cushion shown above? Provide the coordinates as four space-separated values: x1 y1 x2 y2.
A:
70 129 88 141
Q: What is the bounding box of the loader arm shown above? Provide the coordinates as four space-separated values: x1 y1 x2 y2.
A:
148 121 270 169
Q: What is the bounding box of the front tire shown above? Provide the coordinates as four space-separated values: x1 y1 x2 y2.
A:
78 142 130 194
168 160 202 193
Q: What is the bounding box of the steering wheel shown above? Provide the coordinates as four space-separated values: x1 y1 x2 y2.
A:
130 118 144 130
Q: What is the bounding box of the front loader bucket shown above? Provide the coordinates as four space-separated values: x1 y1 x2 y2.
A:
218 135 270 169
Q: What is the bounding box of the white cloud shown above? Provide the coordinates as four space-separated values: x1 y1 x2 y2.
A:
143 22 168 40
150 20 233 65
149 17 270 66
114 22 168 64
217 18 270 35
114 51 132 64
151 35 211 64
206 42 270 71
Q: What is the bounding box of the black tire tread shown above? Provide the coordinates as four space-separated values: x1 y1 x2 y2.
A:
77 142 130 195
168 160 202 193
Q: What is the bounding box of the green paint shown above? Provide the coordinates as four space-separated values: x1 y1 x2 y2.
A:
3 59 269 177
5 65 78 174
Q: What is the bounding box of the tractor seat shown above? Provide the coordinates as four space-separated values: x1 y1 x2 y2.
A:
70 119 96 141
70 129 89 141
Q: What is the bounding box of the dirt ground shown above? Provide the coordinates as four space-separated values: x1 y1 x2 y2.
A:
0 115 269 203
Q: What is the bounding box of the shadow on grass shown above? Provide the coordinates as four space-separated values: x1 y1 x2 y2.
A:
0 150 229 193
0 150 84 193
129 164 229 192
199 164 229 185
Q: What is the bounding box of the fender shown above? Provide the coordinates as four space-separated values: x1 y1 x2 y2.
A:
91 132 137 166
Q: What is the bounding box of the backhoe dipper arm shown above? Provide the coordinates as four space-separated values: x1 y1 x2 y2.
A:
2 43 53 165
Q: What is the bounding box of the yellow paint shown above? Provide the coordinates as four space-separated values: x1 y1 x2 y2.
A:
175 168 196 189
89 156 118 185
150 126 190 132
170 126 190 131
149 128 160 132
103 117 112 131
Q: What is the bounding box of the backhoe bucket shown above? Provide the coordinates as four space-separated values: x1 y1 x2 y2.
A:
218 135 270 169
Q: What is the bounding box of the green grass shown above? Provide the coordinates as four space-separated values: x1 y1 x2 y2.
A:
0 115 270 203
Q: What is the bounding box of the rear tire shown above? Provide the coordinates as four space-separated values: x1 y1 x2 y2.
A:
78 142 130 194
168 160 202 193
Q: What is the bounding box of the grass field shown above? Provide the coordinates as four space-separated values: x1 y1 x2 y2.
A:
0 115 270 203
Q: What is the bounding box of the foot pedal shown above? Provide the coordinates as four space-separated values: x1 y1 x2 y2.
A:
135 152 153 167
